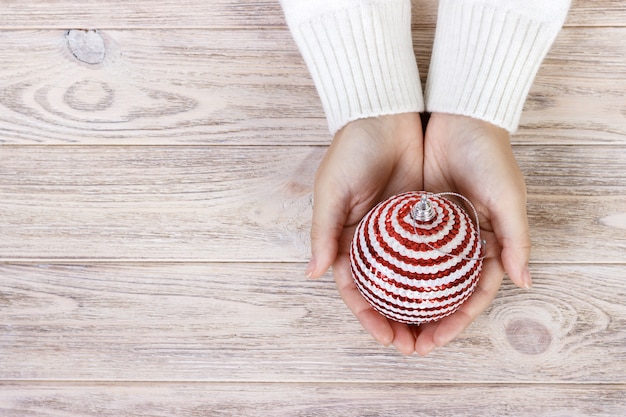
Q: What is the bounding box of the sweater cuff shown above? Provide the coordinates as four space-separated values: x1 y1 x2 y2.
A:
425 0 569 133
286 0 424 134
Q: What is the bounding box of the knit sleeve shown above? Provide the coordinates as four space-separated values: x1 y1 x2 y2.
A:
424 0 571 133
280 0 424 135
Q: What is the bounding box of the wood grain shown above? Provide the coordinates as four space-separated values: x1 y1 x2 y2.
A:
0 0 621 29
0 382 624 417
0 28 624 145
1 145 625 262
0 263 624 382
0 29 325 146
0 146 318 261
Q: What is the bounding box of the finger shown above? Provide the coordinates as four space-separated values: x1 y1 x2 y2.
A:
491 191 532 289
333 255 394 346
389 320 417 356
414 323 437 356
307 175 348 279
428 254 505 348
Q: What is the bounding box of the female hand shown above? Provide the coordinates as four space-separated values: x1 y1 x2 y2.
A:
416 113 531 355
308 112 424 355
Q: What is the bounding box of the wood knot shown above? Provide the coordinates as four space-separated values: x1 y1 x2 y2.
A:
600 213 626 230
505 319 553 355
66 29 105 65
64 80 114 112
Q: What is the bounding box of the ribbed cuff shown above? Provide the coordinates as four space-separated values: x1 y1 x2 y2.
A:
425 0 569 133
287 0 424 134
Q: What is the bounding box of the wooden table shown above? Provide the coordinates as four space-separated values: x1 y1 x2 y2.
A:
1 1 625 415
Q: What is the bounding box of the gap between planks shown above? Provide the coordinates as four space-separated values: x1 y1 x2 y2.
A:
1 380 624 386
0 259 618 265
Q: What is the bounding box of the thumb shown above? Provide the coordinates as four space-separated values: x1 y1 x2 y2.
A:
306 179 349 279
491 193 532 289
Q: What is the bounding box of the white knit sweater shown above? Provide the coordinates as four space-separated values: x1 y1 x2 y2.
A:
280 0 570 134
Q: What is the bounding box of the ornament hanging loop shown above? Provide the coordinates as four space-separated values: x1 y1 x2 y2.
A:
412 194 436 222
411 192 486 262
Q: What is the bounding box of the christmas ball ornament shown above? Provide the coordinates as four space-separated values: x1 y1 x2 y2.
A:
350 191 484 324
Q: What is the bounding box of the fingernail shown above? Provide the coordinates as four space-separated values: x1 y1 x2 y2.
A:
305 257 316 279
522 265 532 289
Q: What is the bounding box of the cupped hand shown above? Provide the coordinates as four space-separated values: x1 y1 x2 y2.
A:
416 113 531 356
308 113 424 355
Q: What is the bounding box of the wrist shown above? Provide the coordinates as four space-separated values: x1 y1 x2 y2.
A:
337 112 423 142
428 113 511 149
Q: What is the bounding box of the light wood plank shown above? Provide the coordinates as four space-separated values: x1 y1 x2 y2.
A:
519 145 626 196
0 28 624 145
0 146 318 261
518 27 626 145
0 1 287 30
0 263 624 382
0 382 624 417
1 145 625 262
0 0 621 29
0 29 326 146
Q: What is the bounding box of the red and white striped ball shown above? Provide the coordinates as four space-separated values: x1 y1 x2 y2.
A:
350 191 483 324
